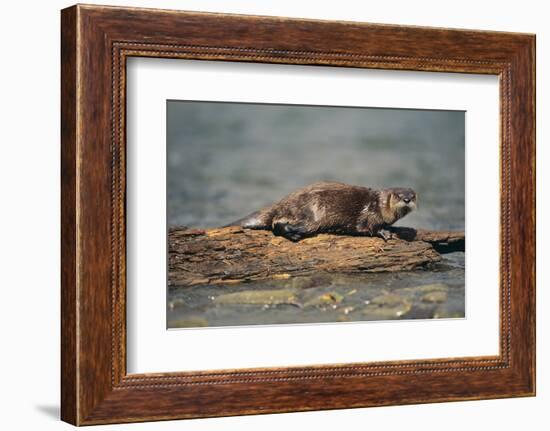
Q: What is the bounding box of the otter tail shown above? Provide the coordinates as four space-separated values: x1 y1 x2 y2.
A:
223 207 273 229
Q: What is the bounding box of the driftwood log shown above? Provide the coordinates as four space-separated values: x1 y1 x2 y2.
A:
169 226 464 288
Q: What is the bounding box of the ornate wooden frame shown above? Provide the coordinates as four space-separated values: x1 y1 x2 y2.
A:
61 4 535 425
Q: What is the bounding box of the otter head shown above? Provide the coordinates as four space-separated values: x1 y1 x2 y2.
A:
379 187 417 224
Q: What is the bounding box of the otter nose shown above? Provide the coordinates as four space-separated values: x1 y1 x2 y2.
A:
403 197 411 204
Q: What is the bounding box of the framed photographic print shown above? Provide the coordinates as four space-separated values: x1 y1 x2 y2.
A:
61 4 535 425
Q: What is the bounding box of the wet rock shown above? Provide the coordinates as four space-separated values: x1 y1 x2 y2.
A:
422 291 448 303
291 274 332 289
341 306 355 315
169 317 209 328
433 309 465 319
417 283 449 292
398 283 449 295
213 289 299 306
303 291 344 307
361 293 412 320
370 293 404 307
168 297 186 310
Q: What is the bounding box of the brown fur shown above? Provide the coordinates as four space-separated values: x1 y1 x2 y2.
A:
228 181 417 241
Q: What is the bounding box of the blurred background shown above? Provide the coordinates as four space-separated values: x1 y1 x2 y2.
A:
167 101 465 231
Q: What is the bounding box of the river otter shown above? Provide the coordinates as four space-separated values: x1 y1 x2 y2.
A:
227 181 417 242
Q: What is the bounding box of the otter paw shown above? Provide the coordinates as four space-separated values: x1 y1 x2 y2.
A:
377 229 393 242
273 222 308 242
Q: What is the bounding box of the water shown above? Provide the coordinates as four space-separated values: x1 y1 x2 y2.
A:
167 101 465 328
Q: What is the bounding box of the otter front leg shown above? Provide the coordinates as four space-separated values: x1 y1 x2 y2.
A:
356 222 392 241
272 222 310 242
377 228 393 242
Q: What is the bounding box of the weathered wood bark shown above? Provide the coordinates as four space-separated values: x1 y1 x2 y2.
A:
388 226 465 253
169 226 465 288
